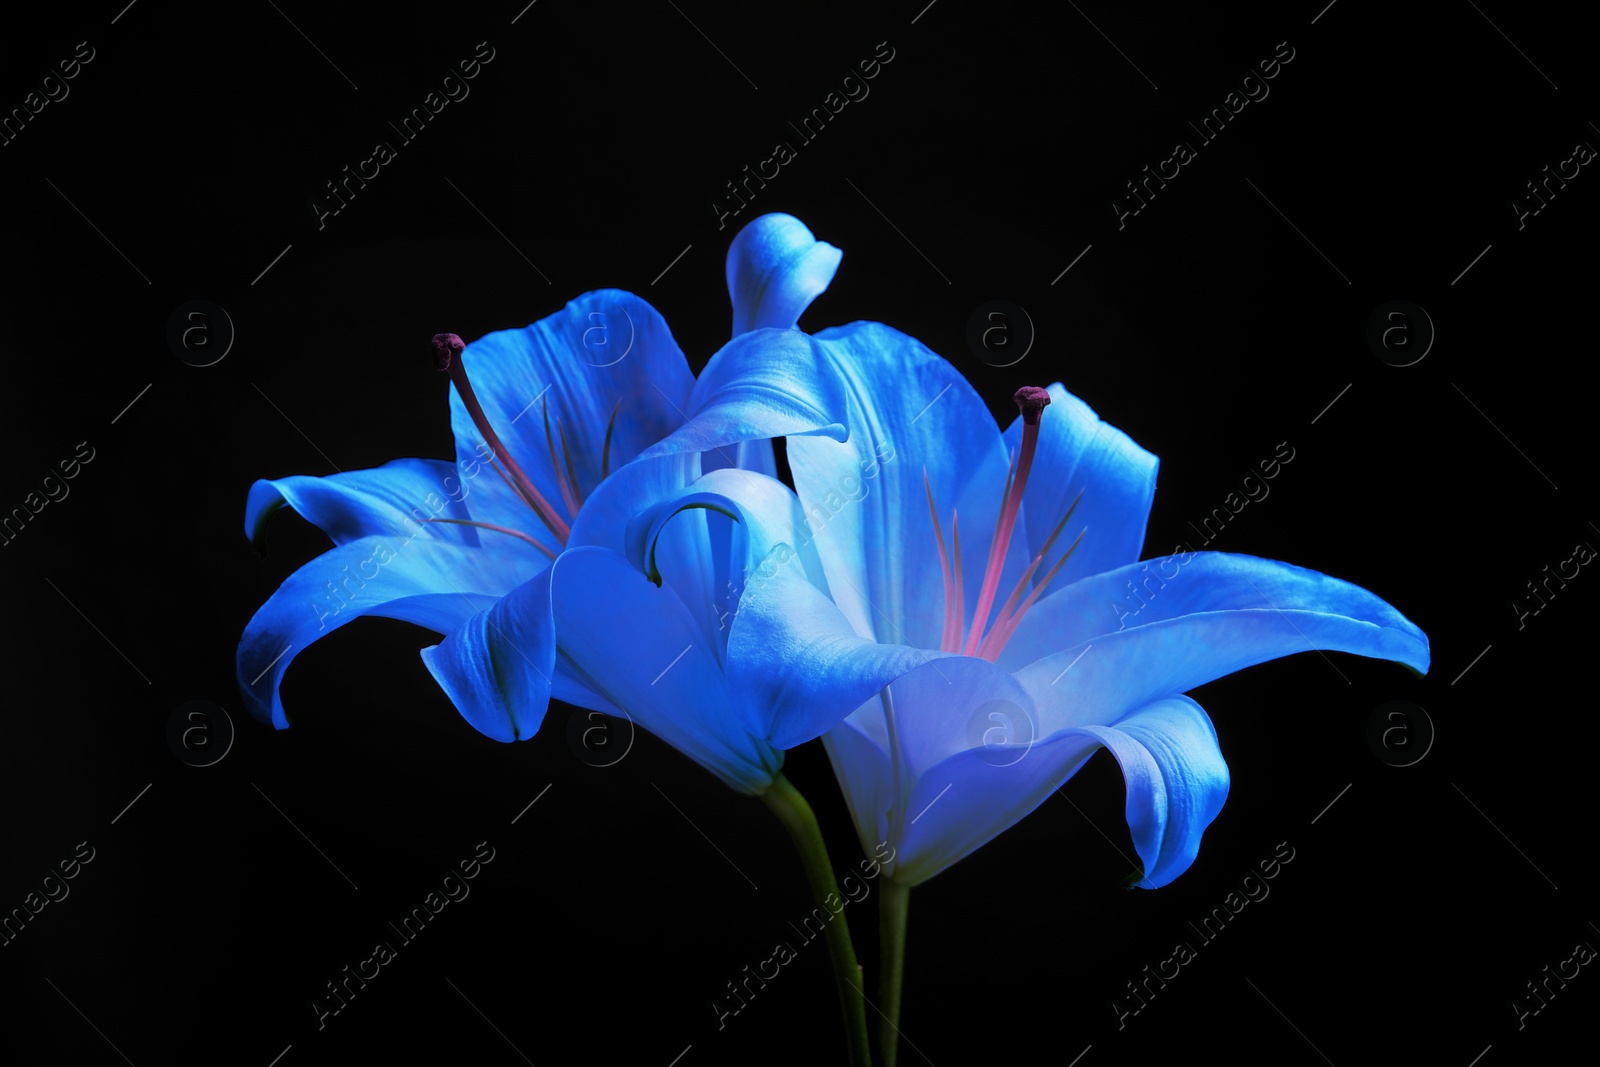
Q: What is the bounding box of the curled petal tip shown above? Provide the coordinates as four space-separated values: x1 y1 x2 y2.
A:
726 214 842 336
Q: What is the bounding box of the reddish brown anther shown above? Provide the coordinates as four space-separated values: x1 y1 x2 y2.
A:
431 332 465 371
1014 385 1051 426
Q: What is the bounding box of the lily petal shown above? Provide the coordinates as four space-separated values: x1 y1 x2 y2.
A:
728 544 948 749
246 458 491 553
888 732 1099 887
824 656 1042 882
238 534 541 730
568 452 703 556
448 290 693 535
730 438 779 480
1009 553 1430 734
621 467 828 668
637 328 849 460
1060 695 1229 889
999 383 1158 594
786 321 1027 648
572 462 810 671
622 468 823 590
822 719 894 874
420 568 558 743
883 691 1226 889
547 547 782 794
727 213 842 336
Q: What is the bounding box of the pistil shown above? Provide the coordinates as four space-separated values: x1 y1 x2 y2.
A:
975 492 1082 661
963 387 1051 656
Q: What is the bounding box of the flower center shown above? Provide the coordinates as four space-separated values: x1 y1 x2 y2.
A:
925 385 1084 661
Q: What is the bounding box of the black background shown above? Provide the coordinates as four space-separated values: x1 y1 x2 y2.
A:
2 1 1595 1064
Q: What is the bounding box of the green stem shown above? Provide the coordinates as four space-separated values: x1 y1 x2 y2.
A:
878 878 911 1067
760 774 873 1067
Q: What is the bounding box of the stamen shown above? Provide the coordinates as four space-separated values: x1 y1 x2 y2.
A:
601 399 622 481
1013 385 1051 426
433 334 571 544
980 527 1085 659
542 397 581 522
959 449 1011 652
924 470 959 654
424 518 557 560
963 387 1052 656
976 490 1082 660
997 448 1016 542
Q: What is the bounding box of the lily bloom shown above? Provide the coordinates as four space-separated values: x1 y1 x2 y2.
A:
648 321 1430 884
415 215 880 793
236 214 848 752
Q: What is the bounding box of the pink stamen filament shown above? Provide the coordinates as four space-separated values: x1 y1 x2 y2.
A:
978 526 1085 661
964 425 1042 656
953 451 1004 652
975 489 1083 660
439 345 571 544
972 527 1088 659
424 518 557 560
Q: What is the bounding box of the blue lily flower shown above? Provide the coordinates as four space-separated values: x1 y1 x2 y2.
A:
236 215 848 758
414 214 876 794
641 321 1431 884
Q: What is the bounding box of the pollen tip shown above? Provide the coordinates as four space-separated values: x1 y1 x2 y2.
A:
431 332 465 371
1013 386 1051 426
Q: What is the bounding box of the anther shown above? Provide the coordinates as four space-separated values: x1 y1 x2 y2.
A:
1014 385 1051 425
